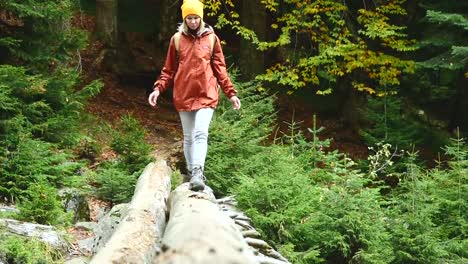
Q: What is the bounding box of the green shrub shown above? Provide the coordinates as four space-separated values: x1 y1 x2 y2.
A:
232 144 393 263
17 182 72 226
208 80 394 263
0 0 88 69
171 170 184 191
0 235 62 264
0 137 81 202
206 81 275 196
39 72 102 146
92 162 138 204
110 114 153 174
0 64 101 202
386 137 468 263
206 76 468 263
0 64 101 148
0 0 102 230
90 115 154 204
359 96 449 153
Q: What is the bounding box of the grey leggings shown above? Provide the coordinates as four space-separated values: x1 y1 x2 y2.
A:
179 108 214 172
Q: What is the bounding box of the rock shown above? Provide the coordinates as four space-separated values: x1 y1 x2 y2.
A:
78 237 95 255
87 197 111 222
59 188 90 223
75 221 97 232
91 203 129 253
0 218 67 249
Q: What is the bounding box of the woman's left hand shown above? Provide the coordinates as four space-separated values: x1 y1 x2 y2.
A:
229 96 241 110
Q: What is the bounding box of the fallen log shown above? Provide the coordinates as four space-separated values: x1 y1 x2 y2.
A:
154 183 258 264
90 160 171 264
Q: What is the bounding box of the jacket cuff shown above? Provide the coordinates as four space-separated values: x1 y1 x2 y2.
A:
153 82 160 92
227 91 237 98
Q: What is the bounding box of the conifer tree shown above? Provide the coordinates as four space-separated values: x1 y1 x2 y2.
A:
407 0 468 132
0 0 86 69
0 0 101 202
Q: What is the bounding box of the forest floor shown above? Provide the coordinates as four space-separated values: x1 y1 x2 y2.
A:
84 69 183 163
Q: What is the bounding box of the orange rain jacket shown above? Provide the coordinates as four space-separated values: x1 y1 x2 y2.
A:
153 28 237 112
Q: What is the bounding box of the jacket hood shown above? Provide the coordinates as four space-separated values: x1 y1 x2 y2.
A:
178 22 214 37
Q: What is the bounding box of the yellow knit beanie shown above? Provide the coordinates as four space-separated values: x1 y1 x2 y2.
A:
181 0 204 19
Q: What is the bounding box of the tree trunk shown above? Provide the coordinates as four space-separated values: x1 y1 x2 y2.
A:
96 0 118 48
90 160 172 264
340 79 362 132
153 184 258 264
449 67 468 133
239 0 266 79
158 0 180 50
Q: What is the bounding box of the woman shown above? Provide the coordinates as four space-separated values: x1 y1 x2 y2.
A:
148 0 241 191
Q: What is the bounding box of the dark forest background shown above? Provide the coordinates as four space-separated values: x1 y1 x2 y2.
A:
0 0 466 263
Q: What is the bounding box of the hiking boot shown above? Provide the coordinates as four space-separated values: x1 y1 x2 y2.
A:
182 170 191 183
189 166 205 191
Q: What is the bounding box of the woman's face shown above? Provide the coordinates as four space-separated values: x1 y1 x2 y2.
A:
185 15 201 30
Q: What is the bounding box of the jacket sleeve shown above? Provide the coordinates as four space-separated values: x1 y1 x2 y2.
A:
154 36 178 94
211 35 237 98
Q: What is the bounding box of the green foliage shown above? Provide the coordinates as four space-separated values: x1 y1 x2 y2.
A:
92 162 138 204
0 0 87 69
40 73 102 145
170 170 184 191
359 95 449 152
206 80 275 195
386 139 468 263
110 115 153 174
418 4 468 70
17 182 72 226
0 64 101 203
208 80 394 263
205 0 415 95
208 78 467 263
90 115 154 204
0 137 81 202
0 65 102 147
0 235 62 264
0 0 102 232
403 0 468 133
426 10 468 31
360 96 420 148
233 137 393 263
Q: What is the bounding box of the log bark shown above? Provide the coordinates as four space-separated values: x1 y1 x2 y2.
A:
90 160 171 264
153 184 258 264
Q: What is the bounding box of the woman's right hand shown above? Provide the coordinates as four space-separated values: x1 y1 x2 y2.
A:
148 89 160 107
